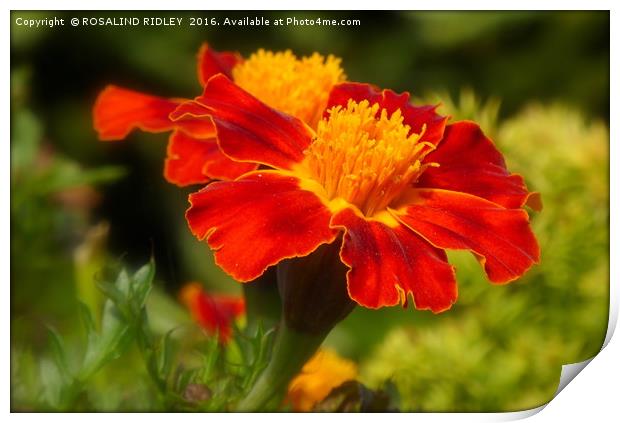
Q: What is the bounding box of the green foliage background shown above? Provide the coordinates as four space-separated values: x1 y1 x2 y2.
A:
11 11 609 411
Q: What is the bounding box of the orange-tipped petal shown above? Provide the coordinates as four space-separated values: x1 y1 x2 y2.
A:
331 208 457 313
418 121 531 209
392 188 540 284
171 74 314 170
93 85 181 140
196 43 243 87
164 131 256 186
186 171 338 282
326 82 448 145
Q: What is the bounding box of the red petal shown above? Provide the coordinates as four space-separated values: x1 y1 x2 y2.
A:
173 116 218 140
195 293 245 342
171 74 313 170
186 171 337 281
164 131 257 186
93 85 181 140
166 102 217 138
393 188 540 283
331 208 457 312
418 121 531 208
181 283 245 343
212 295 246 319
196 43 243 87
326 83 447 145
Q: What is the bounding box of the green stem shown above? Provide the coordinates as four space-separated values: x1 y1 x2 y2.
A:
236 321 327 412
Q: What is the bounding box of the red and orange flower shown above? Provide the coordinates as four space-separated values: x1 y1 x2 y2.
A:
179 282 245 343
174 76 541 312
93 44 345 186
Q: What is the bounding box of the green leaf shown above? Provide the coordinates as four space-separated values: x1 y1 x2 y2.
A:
115 269 132 298
45 326 73 385
80 298 131 380
96 279 124 308
156 329 177 381
243 324 275 390
175 368 199 393
35 160 125 195
198 335 221 384
77 301 96 335
11 109 42 175
39 358 63 409
131 260 155 310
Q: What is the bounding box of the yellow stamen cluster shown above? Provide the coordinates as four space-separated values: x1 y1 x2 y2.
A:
232 49 345 128
302 100 436 217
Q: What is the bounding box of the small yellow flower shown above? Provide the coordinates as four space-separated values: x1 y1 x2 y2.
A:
286 348 357 412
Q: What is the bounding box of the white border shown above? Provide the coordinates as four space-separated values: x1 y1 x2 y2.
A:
1 0 618 10
4 2 617 421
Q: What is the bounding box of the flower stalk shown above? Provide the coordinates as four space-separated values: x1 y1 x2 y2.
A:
237 241 356 411
236 321 326 411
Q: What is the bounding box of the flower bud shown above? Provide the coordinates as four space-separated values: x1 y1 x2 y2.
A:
242 266 281 335
277 239 356 335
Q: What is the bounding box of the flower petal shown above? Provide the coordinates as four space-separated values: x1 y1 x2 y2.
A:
418 121 531 208
196 43 243 87
171 74 314 170
392 188 540 284
93 85 181 140
179 282 245 343
325 82 447 145
186 171 338 281
330 208 457 312
164 131 257 186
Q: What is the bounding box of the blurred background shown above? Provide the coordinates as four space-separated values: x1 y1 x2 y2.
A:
11 11 609 411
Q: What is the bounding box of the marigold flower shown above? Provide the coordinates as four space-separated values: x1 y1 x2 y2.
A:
178 76 541 313
93 44 345 186
286 348 357 412
179 282 245 343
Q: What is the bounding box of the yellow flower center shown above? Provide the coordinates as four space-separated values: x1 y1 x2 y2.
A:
301 100 436 217
232 49 346 128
